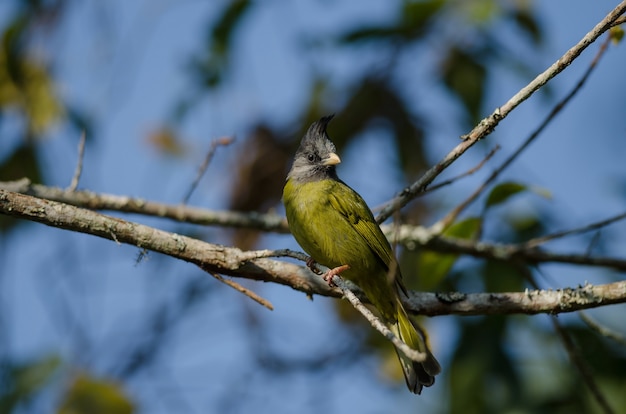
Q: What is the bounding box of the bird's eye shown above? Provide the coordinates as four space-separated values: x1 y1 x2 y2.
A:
307 153 316 163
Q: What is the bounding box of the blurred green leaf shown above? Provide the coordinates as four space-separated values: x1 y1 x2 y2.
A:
0 354 61 413
482 260 526 292
532 185 552 200
57 374 134 414
445 216 483 239
511 8 543 46
402 0 445 28
461 0 499 24
441 46 487 125
0 26 64 136
526 324 626 413
190 0 251 88
450 316 522 414
610 26 624 44
485 182 551 212
0 142 42 232
0 142 42 182
340 26 405 43
212 0 251 52
566 325 626 379
485 181 527 208
339 0 443 43
2 13 29 81
330 78 427 176
507 213 547 243
418 217 482 287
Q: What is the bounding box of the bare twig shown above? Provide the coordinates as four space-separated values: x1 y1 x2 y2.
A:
376 2 626 223
0 179 289 232
208 271 274 311
580 312 626 346
391 229 626 271
523 211 626 249
433 174 490 233
520 267 615 414
68 131 86 191
369 144 498 218
612 15 626 26
182 136 234 205
550 317 615 414
330 275 427 363
432 33 613 232
420 145 500 195
2 189 626 316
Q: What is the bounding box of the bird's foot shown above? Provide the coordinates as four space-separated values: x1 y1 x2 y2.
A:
306 257 323 275
323 264 350 287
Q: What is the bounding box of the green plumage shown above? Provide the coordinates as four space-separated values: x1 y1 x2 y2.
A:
283 116 440 394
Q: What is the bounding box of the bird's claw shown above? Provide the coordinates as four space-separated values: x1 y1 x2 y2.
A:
323 264 350 287
306 257 323 275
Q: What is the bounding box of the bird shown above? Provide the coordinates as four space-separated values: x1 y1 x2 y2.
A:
282 115 440 394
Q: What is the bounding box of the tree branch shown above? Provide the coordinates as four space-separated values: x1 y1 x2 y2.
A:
3 180 626 271
2 189 625 317
332 275 428 363
579 312 626 346
375 1 626 223
68 131 86 191
182 136 234 204
406 282 626 317
391 227 626 271
0 178 289 232
433 33 612 232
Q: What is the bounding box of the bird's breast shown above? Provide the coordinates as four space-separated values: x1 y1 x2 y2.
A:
283 178 375 273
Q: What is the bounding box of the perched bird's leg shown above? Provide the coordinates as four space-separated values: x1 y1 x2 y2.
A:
306 257 323 275
323 264 350 287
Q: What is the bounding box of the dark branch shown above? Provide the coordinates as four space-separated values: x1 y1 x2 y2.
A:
2 189 625 317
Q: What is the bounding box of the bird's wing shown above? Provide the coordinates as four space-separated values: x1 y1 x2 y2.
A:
327 181 409 295
327 183 396 273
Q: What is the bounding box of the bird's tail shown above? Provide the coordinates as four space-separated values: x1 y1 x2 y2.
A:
391 302 441 394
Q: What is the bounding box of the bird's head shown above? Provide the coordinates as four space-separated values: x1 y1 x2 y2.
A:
288 115 341 182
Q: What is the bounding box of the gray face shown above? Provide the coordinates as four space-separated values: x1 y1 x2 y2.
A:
288 117 339 182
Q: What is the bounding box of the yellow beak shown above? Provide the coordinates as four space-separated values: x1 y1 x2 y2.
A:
322 152 341 166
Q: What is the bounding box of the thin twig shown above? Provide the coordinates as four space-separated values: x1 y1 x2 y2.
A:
432 34 613 232
612 15 626 26
522 211 626 249
0 180 289 232
372 146 499 213
182 136 234 205
375 2 626 223
391 226 626 271
329 275 427 363
433 175 491 233
68 131 86 191
209 271 274 311
425 145 500 194
580 312 626 347
549 317 615 414
521 268 615 414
